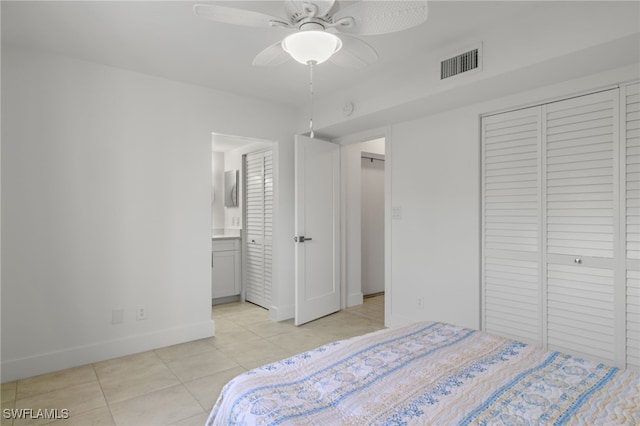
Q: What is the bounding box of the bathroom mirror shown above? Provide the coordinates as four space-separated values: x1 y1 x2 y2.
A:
224 170 238 207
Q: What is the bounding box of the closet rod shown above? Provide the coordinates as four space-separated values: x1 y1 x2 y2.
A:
362 155 385 162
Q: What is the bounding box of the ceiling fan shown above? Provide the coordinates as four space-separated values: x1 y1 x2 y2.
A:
193 0 429 68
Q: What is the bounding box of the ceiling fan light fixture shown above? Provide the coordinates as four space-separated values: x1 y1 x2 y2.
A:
282 30 342 65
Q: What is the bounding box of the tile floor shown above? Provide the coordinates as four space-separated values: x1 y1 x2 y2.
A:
1 295 384 426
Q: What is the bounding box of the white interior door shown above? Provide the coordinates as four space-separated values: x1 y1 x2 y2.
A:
295 135 340 326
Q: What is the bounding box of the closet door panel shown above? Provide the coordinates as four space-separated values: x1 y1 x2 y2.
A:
627 270 640 369
625 83 640 263
545 90 617 261
482 107 541 344
245 152 265 305
624 82 640 369
244 149 273 308
546 263 615 362
544 89 620 364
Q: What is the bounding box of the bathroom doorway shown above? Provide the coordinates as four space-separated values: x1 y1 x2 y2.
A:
211 133 274 307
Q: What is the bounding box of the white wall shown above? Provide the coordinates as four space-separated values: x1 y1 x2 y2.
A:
1 47 297 381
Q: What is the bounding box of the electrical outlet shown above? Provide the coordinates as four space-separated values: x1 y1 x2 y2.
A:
417 298 424 310
136 305 148 321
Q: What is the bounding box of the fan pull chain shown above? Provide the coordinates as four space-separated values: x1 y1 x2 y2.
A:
309 61 315 138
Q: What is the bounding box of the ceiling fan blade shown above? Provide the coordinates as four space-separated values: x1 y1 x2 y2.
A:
328 35 378 68
252 42 292 67
332 0 428 35
285 0 336 19
193 4 290 29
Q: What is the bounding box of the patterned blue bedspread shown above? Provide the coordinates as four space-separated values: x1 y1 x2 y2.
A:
206 322 639 425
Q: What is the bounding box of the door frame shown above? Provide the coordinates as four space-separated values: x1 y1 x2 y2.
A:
210 133 276 306
333 127 392 325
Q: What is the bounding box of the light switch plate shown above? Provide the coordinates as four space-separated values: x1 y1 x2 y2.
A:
392 206 402 220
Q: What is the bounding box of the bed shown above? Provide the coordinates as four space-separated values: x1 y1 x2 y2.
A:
206 321 639 425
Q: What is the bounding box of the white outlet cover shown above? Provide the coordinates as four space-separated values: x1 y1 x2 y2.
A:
136 305 148 320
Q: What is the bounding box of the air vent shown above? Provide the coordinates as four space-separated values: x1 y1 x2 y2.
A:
440 47 480 80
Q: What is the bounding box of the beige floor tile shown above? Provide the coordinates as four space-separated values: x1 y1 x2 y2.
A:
15 366 97 400
48 406 114 426
165 350 239 383
13 381 106 426
168 412 209 426
2 400 16 426
109 385 204 426
210 318 244 333
94 351 180 404
99 365 180 405
184 366 245 411
154 339 216 363
208 328 261 349
2 381 17 403
216 336 289 365
243 319 297 338
267 330 337 354
92 351 159 376
211 302 258 318
223 309 270 326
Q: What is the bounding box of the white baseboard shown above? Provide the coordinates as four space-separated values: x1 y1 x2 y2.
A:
347 292 363 307
1 320 215 382
269 304 294 321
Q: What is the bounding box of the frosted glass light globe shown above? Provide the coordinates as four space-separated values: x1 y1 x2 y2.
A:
282 31 342 65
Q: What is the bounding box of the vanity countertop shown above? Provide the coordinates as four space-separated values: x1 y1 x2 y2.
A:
212 234 241 240
212 229 241 240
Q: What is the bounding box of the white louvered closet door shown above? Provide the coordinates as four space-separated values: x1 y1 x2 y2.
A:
543 89 621 364
623 82 640 369
244 149 273 309
482 86 640 368
482 107 542 345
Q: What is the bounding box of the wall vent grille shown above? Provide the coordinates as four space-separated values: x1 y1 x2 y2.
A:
441 48 479 79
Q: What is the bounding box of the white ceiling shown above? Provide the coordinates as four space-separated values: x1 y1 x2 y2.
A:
2 1 550 108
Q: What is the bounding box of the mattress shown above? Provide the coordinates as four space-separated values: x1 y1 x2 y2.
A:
206 321 640 425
